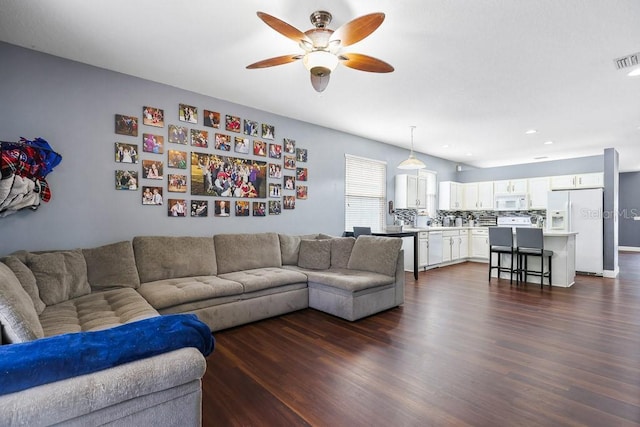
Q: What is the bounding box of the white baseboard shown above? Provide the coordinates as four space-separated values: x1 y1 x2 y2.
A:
619 246 640 252
603 267 619 278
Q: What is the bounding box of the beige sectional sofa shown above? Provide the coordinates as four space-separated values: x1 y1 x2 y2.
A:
0 232 404 426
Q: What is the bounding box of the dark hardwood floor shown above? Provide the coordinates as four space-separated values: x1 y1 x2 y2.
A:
202 253 640 426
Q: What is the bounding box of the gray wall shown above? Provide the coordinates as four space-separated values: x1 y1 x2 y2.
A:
619 172 640 247
0 42 459 255
456 155 603 183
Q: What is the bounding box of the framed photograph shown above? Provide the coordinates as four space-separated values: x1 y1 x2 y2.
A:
243 119 259 137
115 170 138 190
168 174 187 192
142 186 163 205
179 103 198 124
142 160 163 180
235 201 250 217
115 143 139 164
283 195 295 210
253 140 266 156
296 167 308 181
262 123 275 140
168 199 187 217
143 106 164 127
284 138 295 154
296 185 308 200
284 155 296 170
234 136 249 154
214 133 231 151
168 150 187 169
252 202 266 217
284 175 295 190
269 143 282 159
190 129 208 148
269 183 282 197
168 124 188 145
191 200 208 217
296 148 308 162
143 133 164 154
225 115 241 133
115 114 138 136
268 163 282 178
203 110 220 128
214 200 231 217
190 152 267 197
269 200 281 215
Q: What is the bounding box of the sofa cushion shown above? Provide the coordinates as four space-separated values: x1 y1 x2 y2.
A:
133 236 216 283
137 276 244 310
298 239 331 270
215 233 282 274
302 267 396 292
347 236 402 277
218 267 309 293
83 240 140 290
0 262 44 343
26 250 91 306
2 255 46 314
330 237 356 269
278 233 318 265
38 288 158 337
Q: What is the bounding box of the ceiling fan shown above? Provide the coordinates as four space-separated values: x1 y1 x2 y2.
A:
246 10 394 92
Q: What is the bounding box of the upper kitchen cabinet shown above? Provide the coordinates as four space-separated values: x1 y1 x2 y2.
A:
439 181 463 210
395 174 428 209
463 181 493 210
494 179 528 194
528 177 551 209
550 172 603 190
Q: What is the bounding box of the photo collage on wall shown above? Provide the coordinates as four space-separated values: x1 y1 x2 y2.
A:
114 103 308 218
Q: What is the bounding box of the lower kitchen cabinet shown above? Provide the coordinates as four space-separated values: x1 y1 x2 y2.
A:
418 232 429 267
471 228 489 259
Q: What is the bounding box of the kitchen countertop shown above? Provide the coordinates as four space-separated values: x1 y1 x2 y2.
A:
398 226 578 236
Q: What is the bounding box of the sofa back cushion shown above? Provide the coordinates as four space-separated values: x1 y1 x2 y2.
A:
279 233 319 265
215 233 282 274
1 256 46 314
347 236 402 277
330 237 356 269
25 250 90 306
298 239 331 270
82 240 141 291
133 236 216 283
0 262 44 343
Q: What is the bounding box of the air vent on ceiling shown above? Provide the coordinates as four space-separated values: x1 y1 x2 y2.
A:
614 52 640 70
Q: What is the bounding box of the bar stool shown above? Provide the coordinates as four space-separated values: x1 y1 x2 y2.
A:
515 228 553 288
353 227 372 238
488 227 515 284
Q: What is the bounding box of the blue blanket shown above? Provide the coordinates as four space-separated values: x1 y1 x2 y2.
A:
0 314 214 396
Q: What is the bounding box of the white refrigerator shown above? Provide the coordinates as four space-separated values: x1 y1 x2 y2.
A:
547 188 603 275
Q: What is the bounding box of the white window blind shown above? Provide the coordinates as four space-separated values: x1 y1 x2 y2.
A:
420 169 438 217
345 154 387 232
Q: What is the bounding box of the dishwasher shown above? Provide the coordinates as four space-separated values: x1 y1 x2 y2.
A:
428 231 443 265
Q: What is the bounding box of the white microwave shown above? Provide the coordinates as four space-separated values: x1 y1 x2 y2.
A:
494 194 529 211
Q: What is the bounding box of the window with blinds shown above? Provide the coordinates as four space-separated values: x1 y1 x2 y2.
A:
345 154 387 233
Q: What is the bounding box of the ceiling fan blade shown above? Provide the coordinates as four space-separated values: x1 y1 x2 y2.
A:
310 73 330 92
246 55 302 69
330 13 385 47
257 11 311 44
340 53 394 73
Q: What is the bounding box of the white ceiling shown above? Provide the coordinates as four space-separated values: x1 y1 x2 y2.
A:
1 0 639 171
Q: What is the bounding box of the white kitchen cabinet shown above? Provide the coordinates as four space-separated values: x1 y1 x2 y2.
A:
418 232 429 267
459 231 469 259
494 179 527 194
470 228 489 259
462 181 493 210
442 230 462 262
528 177 551 209
550 173 603 190
439 181 463 210
395 174 428 209
442 236 452 263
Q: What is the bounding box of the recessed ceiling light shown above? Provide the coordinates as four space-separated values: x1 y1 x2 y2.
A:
525 129 538 135
628 67 640 77
442 144 449 148
534 156 549 160
544 141 554 145
465 152 472 156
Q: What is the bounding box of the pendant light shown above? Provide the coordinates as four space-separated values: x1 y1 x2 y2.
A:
397 126 426 169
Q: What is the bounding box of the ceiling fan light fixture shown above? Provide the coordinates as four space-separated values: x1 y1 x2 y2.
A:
398 126 426 170
303 50 339 75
